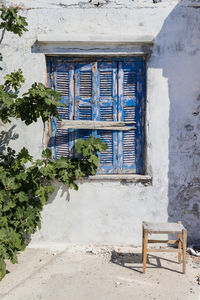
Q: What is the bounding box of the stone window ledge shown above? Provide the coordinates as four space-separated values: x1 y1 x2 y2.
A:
33 35 154 55
79 174 152 185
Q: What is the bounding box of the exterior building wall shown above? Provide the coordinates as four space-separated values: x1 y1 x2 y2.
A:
1 0 200 246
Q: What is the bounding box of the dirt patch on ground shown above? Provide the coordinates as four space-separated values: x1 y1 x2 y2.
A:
0 246 199 300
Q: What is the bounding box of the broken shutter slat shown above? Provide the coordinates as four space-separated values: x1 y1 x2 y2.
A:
96 62 118 174
51 60 74 159
60 120 134 130
118 61 138 174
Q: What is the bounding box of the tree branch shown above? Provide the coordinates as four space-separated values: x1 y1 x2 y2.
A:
0 27 6 45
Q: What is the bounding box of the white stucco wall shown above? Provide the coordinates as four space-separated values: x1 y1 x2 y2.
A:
1 0 200 246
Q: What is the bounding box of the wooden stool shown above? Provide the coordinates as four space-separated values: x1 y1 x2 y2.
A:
142 221 187 274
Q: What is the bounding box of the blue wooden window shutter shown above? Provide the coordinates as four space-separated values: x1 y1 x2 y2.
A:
48 59 74 159
47 57 145 175
118 61 144 174
97 62 118 174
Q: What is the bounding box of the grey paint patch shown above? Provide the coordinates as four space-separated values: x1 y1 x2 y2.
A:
168 179 200 243
192 203 199 218
185 124 194 131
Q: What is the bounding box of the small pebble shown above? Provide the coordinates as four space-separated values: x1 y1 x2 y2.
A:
115 281 121 287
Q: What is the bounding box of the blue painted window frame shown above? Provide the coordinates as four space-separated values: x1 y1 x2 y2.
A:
47 57 146 175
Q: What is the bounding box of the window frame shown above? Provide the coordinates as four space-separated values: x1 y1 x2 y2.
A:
47 56 147 177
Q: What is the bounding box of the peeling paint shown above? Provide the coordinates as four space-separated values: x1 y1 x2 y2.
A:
168 179 200 243
90 0 107 7
185 124 194 131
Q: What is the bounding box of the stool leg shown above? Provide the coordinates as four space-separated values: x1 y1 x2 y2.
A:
178 233 182 263
143 230 148 274
178 221 182 263
142 222 144 262
182 229 187 274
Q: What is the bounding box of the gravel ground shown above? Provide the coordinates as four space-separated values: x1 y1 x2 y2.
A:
0 246 199 300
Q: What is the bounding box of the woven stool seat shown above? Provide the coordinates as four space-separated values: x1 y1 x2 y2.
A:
143 222 184 234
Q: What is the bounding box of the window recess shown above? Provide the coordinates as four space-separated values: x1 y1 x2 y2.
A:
47 57 146 175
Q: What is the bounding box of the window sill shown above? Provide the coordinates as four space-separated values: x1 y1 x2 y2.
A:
79 174 152 185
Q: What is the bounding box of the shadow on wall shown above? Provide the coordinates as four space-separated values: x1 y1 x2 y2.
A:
152 2 200 244
0 125 19 152
47 180 71 204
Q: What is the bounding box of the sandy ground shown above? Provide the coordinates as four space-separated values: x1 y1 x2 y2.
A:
0 246 199 300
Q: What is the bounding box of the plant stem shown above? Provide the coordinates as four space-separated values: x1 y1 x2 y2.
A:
42 120 46 150
0 27 6 45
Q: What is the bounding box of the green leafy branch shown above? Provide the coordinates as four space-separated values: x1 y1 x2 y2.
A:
0 6 107 280
0 71 62 124
0 6 28 44
0 138 107 278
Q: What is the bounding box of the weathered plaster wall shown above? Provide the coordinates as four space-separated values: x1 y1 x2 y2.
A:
1 0 200 246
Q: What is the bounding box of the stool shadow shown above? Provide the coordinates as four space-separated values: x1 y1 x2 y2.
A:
110 251 182 274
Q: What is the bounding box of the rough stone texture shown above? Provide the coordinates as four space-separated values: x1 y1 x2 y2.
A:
1 0 200 246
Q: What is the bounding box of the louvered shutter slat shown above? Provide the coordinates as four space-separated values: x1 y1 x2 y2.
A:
123 71 136 97
79 106 92 120
100 106 113 121
123 106 136 166
56 72 69 97
80 71 92 97
55 106 70 158
100 71 113 97
99 131 113 163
